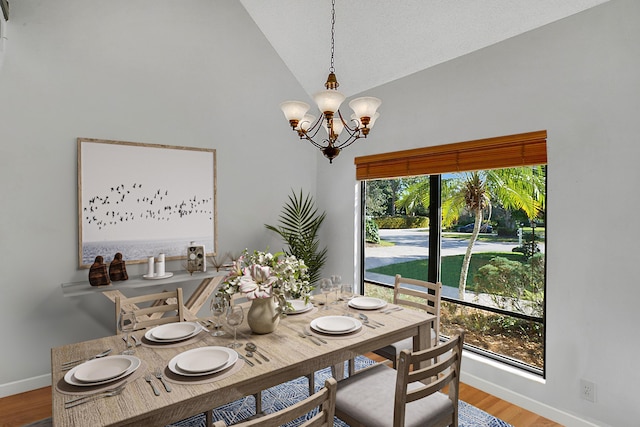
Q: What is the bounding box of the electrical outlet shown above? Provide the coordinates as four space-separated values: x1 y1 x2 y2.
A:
580 379 596 403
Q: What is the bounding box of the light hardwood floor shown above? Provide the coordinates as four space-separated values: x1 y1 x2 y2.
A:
0 354 562 427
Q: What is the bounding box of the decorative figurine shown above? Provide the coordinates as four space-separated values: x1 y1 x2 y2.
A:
89 255 111 286
109 252 128 281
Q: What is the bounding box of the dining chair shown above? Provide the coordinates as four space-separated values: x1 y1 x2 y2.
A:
335 329 465 427
114 287 186 334
211 377 337 427
372 274 442 369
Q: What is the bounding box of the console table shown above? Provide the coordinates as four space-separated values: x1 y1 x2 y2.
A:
61 270 227 321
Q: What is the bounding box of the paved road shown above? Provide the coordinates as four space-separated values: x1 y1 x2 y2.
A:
364 228 544 301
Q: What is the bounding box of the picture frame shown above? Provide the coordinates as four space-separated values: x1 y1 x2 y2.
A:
77 138 216 268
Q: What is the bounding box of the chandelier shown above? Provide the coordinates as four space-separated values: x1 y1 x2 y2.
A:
280 0 381 163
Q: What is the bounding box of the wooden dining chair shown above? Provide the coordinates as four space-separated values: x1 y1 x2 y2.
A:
114 287 186 334
335 330 465 427
211 377 337 427
372 274 442 369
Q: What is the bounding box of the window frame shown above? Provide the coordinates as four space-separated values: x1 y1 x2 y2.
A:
357 130 547 376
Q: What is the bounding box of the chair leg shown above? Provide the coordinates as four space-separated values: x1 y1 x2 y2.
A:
348 358 355 376
307 373 315 395
254 391 262 414
205 410 212 427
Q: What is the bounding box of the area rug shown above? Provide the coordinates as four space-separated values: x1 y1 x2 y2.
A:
24 356 512 427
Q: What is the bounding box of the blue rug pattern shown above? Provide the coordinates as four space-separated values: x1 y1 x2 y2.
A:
167 356 512 427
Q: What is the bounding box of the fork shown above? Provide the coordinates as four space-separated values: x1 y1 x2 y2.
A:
64 383 126 408
303 327 327 344
298 331 321 346
144 374 161 396
154 369 171 392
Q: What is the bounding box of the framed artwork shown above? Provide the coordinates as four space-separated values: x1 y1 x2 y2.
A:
77 138 216 268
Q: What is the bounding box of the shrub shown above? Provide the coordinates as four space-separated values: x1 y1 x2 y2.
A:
497 226 517 237
474 254 545 317
374 215 429 229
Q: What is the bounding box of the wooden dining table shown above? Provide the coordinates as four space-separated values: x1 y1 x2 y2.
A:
51 300 435 426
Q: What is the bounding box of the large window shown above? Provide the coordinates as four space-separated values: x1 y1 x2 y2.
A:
358 131 547 375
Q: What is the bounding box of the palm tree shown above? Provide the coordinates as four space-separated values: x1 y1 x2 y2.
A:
265 190 328 285
442 167 546 300
395 177 430 216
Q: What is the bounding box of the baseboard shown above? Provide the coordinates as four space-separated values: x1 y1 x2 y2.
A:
0 374 51 398
461 370 605 427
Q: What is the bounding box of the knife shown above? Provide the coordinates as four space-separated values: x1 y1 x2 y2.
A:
237 353 255 367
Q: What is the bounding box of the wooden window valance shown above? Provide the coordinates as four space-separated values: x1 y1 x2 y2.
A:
355 130 547 180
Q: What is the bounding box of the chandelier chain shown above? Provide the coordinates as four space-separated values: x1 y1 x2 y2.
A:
329 0 336 73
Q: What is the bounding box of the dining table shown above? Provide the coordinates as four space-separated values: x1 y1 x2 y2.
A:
51 298 436 426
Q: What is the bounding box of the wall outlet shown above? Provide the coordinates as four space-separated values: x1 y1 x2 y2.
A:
580 379 596 403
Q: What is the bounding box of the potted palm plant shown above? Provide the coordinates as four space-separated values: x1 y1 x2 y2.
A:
265 190 327 286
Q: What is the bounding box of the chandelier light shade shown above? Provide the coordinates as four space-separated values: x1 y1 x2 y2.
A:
280 0 381 163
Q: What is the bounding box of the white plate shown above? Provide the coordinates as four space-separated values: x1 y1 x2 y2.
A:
285 299 313 314
64 356 141 386
168 347 238 377
73 356 133 383
176 347 230 373
142 272 174 280
310 316 362 334
348 297 387 310
146 322 201 341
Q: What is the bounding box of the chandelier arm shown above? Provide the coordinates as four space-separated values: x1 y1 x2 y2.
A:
336 110 359 133
302 116 327 142
301 133 328 149
335 133 364 150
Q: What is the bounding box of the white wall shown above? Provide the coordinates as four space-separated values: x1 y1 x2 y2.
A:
0 0 316 396
2 1 639 426
317 0 640 425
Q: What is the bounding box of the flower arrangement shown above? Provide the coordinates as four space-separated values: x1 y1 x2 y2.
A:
218 249 312 312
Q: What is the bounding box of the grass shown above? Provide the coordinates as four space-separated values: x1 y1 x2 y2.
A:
367 251 528 291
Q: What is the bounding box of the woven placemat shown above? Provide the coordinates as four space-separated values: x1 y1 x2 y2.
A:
162 359 245 385
55 360 148 396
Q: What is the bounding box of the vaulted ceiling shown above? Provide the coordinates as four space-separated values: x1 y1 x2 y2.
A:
240 0 609 98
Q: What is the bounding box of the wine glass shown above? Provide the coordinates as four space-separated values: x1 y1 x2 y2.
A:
331 275 342 304
209 295 227 337
341 283 355 316
226 305 244 348
319 278 333 310
118 311 137 355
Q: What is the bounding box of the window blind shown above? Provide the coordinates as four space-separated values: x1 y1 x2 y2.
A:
355 130 547 180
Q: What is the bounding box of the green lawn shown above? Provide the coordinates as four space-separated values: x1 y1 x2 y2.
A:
367 252 527 291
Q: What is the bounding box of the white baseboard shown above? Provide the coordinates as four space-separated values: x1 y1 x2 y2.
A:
0 374 51 398
461 370 605 427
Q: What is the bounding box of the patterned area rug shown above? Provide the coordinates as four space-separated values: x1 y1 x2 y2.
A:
24 356 512 427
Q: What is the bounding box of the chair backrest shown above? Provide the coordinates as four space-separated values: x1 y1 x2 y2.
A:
212 377 337 427
394 329 465 427
114 288 185 333
393 274 442 342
